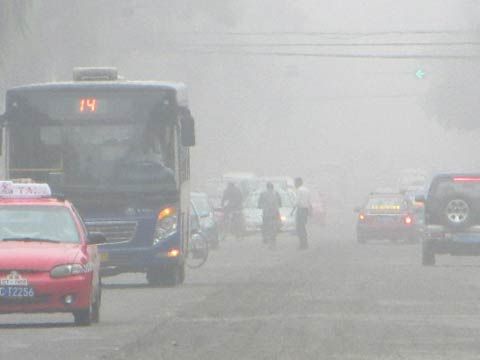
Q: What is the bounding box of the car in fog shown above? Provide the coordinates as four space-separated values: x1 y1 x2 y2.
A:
355 191 418 243
243 188 296 234
191 192 220 249
418 174 480 266
0 182 104 326
310 190 327 226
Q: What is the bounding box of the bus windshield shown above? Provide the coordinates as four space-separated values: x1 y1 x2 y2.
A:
8 90 177 189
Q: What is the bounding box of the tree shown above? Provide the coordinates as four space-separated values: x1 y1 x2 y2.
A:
0 0 31 64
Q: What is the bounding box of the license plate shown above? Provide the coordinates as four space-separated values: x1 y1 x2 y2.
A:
0 286 35 298
100 252 109 262
376 216 393 224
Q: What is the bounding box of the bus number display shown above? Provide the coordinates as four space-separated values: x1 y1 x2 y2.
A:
79 98 97 113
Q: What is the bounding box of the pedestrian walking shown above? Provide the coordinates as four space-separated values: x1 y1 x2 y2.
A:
293 177 311 250
258 182 282 249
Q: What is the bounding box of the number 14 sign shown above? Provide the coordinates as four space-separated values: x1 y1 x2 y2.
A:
79 98 97 113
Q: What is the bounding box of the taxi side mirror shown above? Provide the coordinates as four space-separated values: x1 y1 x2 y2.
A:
88 232 106 245
415 195 426 203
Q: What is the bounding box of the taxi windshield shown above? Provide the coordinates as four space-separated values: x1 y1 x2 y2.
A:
0 206 80 243
366 197 407 211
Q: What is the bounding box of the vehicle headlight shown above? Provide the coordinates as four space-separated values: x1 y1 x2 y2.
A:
50 264 87 278
153 206 177 246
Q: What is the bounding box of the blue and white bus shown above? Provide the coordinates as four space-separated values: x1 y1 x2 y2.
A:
0 68 195 286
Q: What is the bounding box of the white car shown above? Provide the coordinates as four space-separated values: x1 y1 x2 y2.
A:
243 189 296 234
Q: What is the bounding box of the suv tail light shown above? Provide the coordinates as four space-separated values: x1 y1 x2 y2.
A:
453 177 480 183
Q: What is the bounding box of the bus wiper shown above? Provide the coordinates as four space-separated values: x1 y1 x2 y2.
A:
1 237 61 243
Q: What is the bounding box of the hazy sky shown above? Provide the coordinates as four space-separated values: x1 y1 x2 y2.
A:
3 0 480 206
230 0 474 32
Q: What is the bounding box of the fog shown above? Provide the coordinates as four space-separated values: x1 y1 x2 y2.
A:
2 0 480 206
4 2 480 358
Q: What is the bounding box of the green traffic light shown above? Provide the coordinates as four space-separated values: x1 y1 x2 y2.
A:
415 69 425 79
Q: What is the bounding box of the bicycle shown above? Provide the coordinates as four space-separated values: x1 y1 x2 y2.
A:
219 209 245 241
186 231 209 269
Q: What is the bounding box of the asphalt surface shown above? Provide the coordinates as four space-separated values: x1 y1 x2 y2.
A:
2 225 480 359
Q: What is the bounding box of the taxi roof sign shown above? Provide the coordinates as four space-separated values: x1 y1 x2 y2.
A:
0 181 52 198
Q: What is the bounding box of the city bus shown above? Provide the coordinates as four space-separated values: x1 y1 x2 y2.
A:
0 67 195 286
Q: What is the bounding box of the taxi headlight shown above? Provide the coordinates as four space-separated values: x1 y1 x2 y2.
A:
50 264 87 278
153 206 177 246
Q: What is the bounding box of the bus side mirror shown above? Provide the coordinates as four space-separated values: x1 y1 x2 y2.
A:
181 115 195 147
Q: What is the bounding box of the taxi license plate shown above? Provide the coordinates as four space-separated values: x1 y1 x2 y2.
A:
100 252 109 262
0 286 35 298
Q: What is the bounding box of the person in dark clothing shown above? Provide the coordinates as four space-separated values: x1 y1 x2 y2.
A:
293 177 311 250
258 182 282 249
221 182 243 212
221 182 244 239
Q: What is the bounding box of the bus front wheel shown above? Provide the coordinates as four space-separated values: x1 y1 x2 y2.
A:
146 263 184 287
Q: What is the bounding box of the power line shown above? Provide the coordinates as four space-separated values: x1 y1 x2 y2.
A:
161 48 480 60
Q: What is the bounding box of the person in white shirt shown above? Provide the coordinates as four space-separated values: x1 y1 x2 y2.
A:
294 177 312 249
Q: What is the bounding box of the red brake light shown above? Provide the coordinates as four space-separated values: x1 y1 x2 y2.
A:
404 215 413 225
359 213 366 221
453 177 480 183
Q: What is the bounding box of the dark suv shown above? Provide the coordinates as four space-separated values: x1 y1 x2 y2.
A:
418 174 480 266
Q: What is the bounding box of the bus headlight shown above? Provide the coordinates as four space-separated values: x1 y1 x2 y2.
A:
153 206 177 245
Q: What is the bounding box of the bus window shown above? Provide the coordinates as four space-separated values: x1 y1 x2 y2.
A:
9 101 177 187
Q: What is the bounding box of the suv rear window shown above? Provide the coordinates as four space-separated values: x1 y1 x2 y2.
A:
433 178 480 199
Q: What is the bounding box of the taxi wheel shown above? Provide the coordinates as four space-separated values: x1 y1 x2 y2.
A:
91 286 101 323
73 306 92 326
74 288 101 326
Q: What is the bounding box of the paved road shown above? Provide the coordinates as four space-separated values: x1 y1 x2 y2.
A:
2 225 480 359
